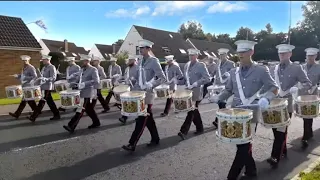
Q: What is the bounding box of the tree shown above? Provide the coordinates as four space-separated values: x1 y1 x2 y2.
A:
205 33 215 41
300 1 320 42
234 27 255 41
178 20 206 40
114 39 124 47
265 23 273 34
215 33 233 45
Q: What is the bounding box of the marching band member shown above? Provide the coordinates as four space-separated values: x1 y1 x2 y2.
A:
177 48 210 140
299 47 320 149
202 56 217 99
9 55 38 119
63 54 101 133
118 55 138 124
267 44 312 168
28 55 60 121
160 55 183 117
91 56 109 111
211 40 279 180
122 39 166 152
104 57 122 112
58 57 81 112
212 48 235 128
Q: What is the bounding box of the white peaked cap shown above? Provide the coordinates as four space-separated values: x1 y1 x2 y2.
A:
187 48 200 55
217 48 229 55
109 57 117 62
20 55 31 61
92 56 105 61
138 39 154 48
40 55 52 61
305 47 319 56
234 40 257 52
65 57 76 61
79 54 92 61
165 55 174 62
127 54 137 60
276 44 295 53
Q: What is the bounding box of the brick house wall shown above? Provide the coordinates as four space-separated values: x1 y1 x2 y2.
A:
0 49 41 98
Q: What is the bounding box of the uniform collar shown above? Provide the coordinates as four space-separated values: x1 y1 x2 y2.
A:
279 60 290 67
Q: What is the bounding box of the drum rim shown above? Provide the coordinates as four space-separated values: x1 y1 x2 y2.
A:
207 85 225 90
120 91 146 98
60 90 80 94
22 86 41 89
172 90 193 98
54 80 68 84
113 85 130 93
6 85 22 89
155 84 170 90
296 95 320 103
215 132 252 144
101 78 112 81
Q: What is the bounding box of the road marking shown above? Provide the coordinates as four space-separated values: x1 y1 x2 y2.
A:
11 137 80 152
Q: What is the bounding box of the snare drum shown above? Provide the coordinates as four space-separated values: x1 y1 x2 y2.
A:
59 90 81 109
5 85 22 99
120 91 146 117
101 79 113 90
261 98 290 128
54 80 69 92
172 90 193 113
207 85 224 99
216 108 253 144
295 95 320 119
113 84 130 103
154 84 170 99
22 86 42 101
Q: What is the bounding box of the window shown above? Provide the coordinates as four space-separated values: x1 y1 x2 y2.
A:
108 54 113 57
136 46 140 55
211 52 217 57
72 53 77 57
203 51 210 56
229 53 233 57
169 34 173 38
179 49 186 54
162 47 171 54
61 52 66 56
105 53 109 57
227 55 230 58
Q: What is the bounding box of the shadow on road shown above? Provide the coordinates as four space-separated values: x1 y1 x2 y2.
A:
255 128 320 180
23 127 215 180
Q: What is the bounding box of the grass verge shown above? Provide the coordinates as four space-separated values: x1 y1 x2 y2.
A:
0 90 109 106
299 164 320 180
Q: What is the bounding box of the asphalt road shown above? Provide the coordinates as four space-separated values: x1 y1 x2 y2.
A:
1 98 320 180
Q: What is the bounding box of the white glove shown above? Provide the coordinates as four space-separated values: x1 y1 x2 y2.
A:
290 87 298 95
78 82 85 90
13 74 19 78
187 85 193 89
41 77 49 81
192 82 198 88
130 77 135 81
114 81 120 86
258 97 270 110
209 96 219 103
29 79 35 85
171 77 178 84
145 82 153 90
112 74 120 78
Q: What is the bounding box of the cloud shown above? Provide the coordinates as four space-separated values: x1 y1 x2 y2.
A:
105 5 151 18
207 1 249 13
151 1 207 16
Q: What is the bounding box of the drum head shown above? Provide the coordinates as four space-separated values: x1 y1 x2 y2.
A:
60 90 80 95
23 86 40 90
297 95 319 102
207 85 224 90
6 85 21 89
114 85 130 93
155 84 169 90
101 79 112 82
172 90 192 98
55 80 68 84
270 98 288 106
121 91 145 98
218 108 252 118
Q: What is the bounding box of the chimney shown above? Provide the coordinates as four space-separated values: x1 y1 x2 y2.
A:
64 39 68 52
112 43 116 55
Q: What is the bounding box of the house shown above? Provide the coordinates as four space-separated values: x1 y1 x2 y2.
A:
0 15 42 98
186 38 236 60
118 25 194 63
88 44 120 60
39 39 88 59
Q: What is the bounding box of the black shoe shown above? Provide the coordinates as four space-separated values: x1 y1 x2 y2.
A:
58 107 66 112
119 117 127 124
194 130 204 135
178 132 186 140
239 173 257 180
63 125 75 133
50 115 61 120
88 123 101 129
27 115 36 122
301 140 309 149
212 121 218 129
267 157 278 169
116 104 122 110
122 144 135 152
113 103 120 107
146 141 159 147
9 112 19 119
281 153 288 159
101 107 110 113
160 112 168 117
